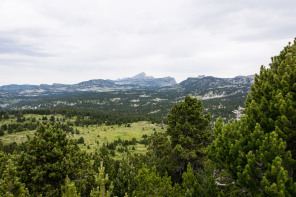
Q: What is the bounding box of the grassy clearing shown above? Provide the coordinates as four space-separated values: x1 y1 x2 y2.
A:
0 130 35 144
0 114 165 157
0 114 67 144
71 121 164 154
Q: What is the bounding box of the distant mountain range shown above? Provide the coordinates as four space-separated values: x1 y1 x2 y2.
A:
0 73 255 121
0 72 177 95
0 72 254 94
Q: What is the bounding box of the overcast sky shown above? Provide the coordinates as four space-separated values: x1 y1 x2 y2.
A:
0 0 295 85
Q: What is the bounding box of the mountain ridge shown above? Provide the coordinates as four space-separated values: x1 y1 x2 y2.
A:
0 73 254 100
0 72 177 93
0 73 254 90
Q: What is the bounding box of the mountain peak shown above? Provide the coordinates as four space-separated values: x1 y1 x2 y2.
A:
131 72 154 79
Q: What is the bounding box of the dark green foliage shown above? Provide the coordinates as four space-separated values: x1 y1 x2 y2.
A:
112 158 136 197
208 39 296 196
75 129 80 134
132 165 179 197
196 160 219 197
166 95 211 181
7 123 25 133
77 136 85 144
1 124 7 130
182 163 202 196
0 157 30 196
147 132 173 175
0 152 8 180
17 124 96 196
92 148 134 196
0 142 26 154
110 150 116 156
50 115 55 122
180 161 219 197
3 113 9 119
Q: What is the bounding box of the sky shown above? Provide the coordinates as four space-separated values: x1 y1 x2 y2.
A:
0 0 295 85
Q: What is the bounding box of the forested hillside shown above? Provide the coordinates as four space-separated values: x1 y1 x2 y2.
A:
0 39 295 196
0 74 254 123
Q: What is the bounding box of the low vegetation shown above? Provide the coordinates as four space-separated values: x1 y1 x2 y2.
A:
0 113 163 158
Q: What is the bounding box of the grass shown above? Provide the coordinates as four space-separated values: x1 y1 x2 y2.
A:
71 121 164 154
0 114 165 157
0 130 35 145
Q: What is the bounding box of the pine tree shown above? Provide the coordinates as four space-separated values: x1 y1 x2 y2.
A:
111 155 136 197
132 165 176 197
181 162 219 197
90 161 114 197
0 158 30 196
17 124 96 196
166 95 211 181
208 38 296 196
182 163 202 196
62 176 80 197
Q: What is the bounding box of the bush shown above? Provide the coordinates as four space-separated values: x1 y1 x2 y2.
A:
77 137 84 144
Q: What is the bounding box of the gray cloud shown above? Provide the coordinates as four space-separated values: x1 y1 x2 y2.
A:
0 0 295 85
0 31 52 57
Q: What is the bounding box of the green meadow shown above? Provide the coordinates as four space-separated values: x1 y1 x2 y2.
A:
71 121 164 155
0 114 165 158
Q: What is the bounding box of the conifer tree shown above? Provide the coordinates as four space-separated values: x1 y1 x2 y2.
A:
0 158 30 196
166 95 211 180
132 165 177 197
181 162 218 197
17 124 96 196
90 161 114 197
112 157 135 197
182 163 202 196
208 38 296 196
0 152 7 178
62 176 80 197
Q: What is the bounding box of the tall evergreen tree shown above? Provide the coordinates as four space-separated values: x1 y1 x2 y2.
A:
208 38 296 196
166 95 211 181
